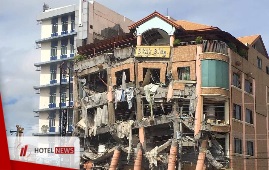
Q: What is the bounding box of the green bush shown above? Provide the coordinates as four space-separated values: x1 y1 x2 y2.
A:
74 54 86 62
195 36 203 44
173 39 181 46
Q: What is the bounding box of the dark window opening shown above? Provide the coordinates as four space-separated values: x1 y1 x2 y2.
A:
141 28 170 46
115 101 135 121
245 79 252 94
204 103 225 124
115 69 130 87
233 104 242 120
266 66 269 75
233 73 241 88
246 108 253 124
234 138 242 154
177 67 190 80
61 16 68 32
51 18 58 34
257 57 262 69
143 99 172 118
88 70 107 93
142 68 160 85
246 141 254 156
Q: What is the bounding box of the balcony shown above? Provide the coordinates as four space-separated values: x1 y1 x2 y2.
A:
33 81 72 89
50 79 57 84
49 127 56 132
70 53 74 58
34 57 74 67
60 55 67 59
60 103 66 107
61 30 68 35
35 31 77 43
33 105 73 113
50 56 57 61
51 32 58 37
49 103 56 108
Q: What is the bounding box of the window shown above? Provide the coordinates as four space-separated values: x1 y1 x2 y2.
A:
50 65 57 81
61 39 68 56
115 69 130 86
61 92 66 104
70 37 74 54
234 138 242 154
233 73 241 88
246 108 253 124
177 67 190 80
49 112 56 127
143 68 160 85
51 18 58 34
51 47 57 57
61 16 68 33
49 89 56 104
71 13 75 31
266 66 269 74
246 141 254 156
233 104 242 120
257 57 262 69
245 79 252 94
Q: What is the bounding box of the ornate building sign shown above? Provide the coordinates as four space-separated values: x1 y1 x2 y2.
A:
135 46 171 58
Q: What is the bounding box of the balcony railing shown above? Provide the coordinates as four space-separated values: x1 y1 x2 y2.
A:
50 56 57 61
203 40 228 55
50 79 57 84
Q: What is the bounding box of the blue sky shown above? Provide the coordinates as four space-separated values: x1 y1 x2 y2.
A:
1 0 269 135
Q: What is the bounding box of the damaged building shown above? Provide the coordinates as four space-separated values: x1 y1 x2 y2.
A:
72 12 269 170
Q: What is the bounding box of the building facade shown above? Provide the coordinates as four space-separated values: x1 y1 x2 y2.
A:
33 1 133 136
73 12 269 170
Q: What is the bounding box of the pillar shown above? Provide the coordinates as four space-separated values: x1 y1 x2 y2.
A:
167 140 178 170
134 143 143 170
109 147 121 170
137 35 142 46
170 35 175 47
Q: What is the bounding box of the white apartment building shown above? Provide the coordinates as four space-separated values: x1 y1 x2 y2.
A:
33 1 133 135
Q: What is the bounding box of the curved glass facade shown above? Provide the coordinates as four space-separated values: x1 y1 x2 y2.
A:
201 59 229 89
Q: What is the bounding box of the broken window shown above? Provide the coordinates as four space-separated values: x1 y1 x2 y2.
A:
245 79 252 94
234 138 242 154
115 69 130 87
232 73 241 88
88 70 107 93
177 67 190 80
246 108 253 124
233 104 241 120
142 68 160 85
246 141 254 156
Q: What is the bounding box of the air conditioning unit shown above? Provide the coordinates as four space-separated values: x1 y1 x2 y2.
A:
41 125 49 133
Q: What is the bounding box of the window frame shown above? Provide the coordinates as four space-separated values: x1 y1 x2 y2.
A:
246 108 253 124
246 141 254 156
257 57 262 69
232 72 241 88
245 79 253 94
234 138 242 154
177 67 191 80
233 104 242 120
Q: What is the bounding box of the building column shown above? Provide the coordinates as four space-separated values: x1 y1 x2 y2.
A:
137 35 142 46
107 68 115 125
194 44 203 136
134 143 143 170
73 73 79 126
170 34 175 47
167 140 178 170
109 147 121 170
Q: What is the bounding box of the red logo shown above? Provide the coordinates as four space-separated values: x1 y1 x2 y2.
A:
55 147 74 154
20 145 28 157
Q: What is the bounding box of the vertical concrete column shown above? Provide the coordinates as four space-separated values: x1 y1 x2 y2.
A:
134 143 143 170
170 35 175 47
137 35 142 46
242 73 246 170
194 44 203 136
73 73 79 126
253 79 258 170
109 147 121 170
195 139 208 170
139 127 145 148
84 161 93 170
135 61 143 120
107 68 115 125
167 140 178 170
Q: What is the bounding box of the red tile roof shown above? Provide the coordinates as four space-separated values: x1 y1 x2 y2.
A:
175 20 215 31
237 35 260 45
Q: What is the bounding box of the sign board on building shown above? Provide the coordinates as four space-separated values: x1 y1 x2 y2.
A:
135 46 171 58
